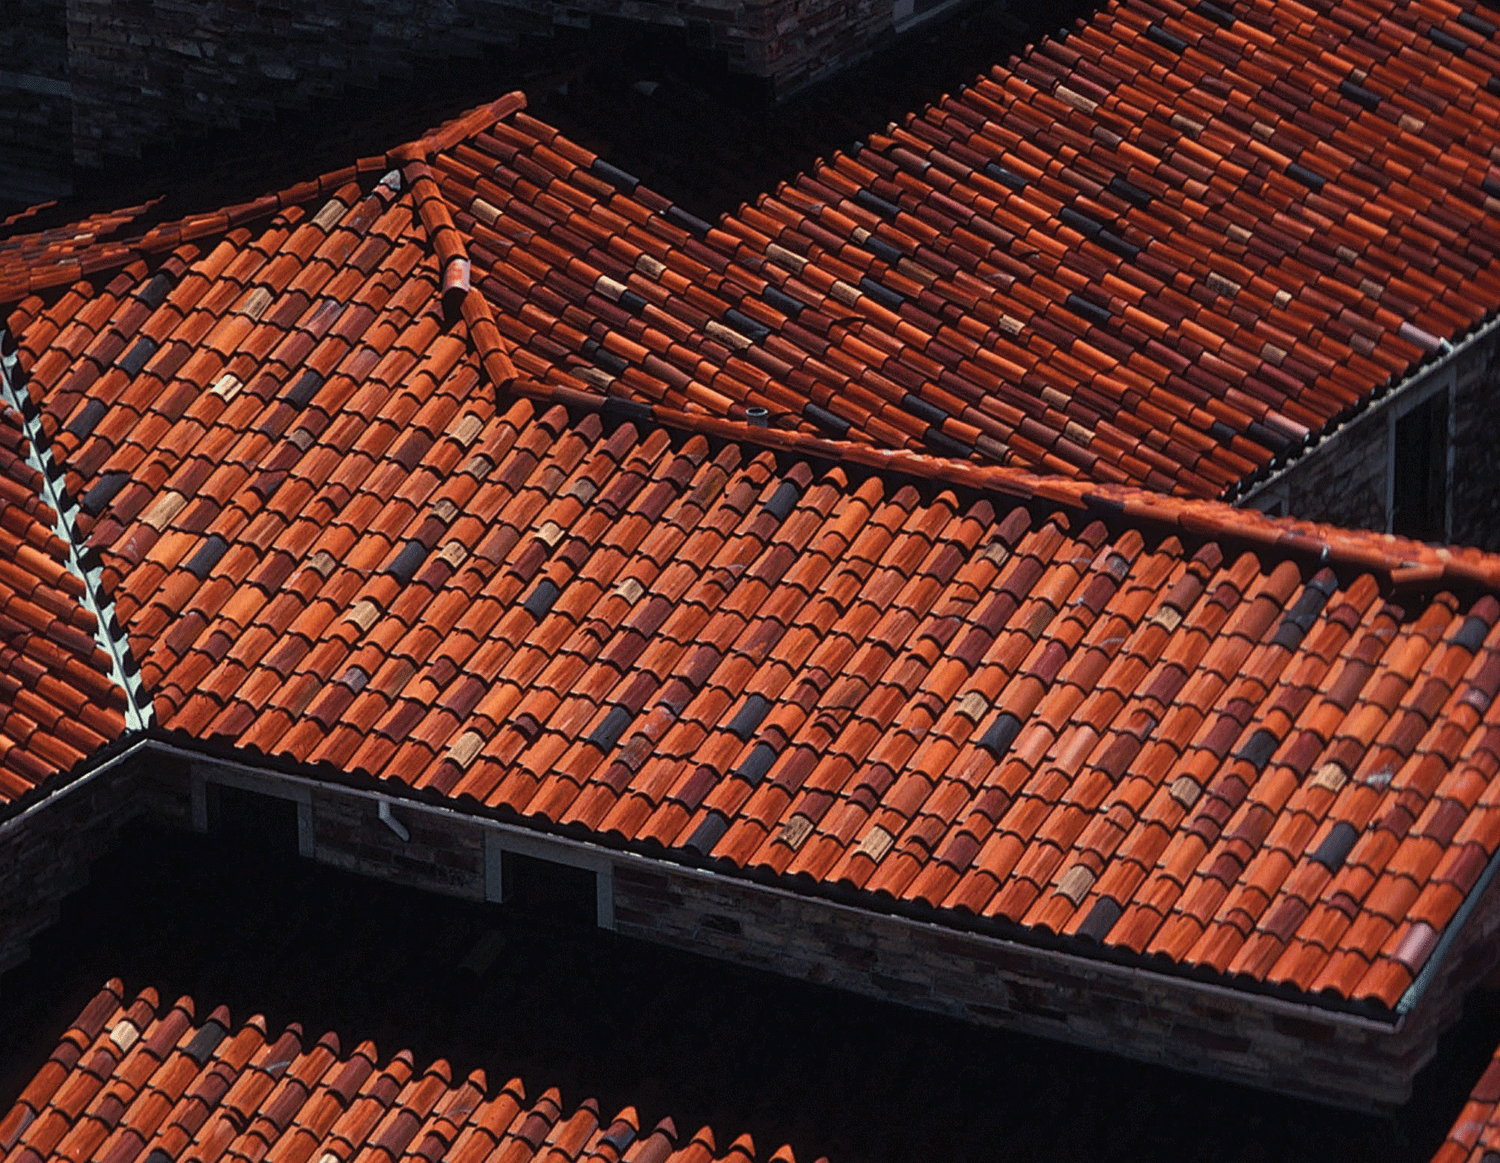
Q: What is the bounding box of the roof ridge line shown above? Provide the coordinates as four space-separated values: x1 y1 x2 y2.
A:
0 345 153 732
0 91 530 310
400 157 518 388
518 380 1500 593
0 162 383 306
390 94 527 390
389 90 529 164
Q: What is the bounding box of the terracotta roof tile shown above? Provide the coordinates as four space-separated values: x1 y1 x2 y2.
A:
1432 1038 1500 1162
3 42 1500 1013
25 0 1499 503
11 121 1500 1007
0 982 793 1163
0 380 129 802
418 0 1500 497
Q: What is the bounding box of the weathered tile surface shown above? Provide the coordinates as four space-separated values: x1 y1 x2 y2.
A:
3 15 1500 1012
0 982 798 1163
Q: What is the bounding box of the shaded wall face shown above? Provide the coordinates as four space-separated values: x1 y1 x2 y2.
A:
1450 348 1500 551
0 0 905 204
62 0 525 171
1245 331 1500 554
0 0 71 207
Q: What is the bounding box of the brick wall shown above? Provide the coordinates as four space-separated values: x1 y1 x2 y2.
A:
0 0 72 206
609 858 1500 1111
63 0 529 172
0 762 144 983
1448 338 1500 550
1243 324 1500 552
190 758 1500 1112
7 748 1498 1111
2 0 915 202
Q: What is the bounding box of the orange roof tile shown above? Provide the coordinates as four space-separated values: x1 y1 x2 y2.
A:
13 0 1500 499
0 981 804 1163
0 379 128 802
3 26 1500 1012
1432 1044 1500 1162
7 117 1500 1011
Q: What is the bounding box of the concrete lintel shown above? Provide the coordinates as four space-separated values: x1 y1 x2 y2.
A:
483 825 615 929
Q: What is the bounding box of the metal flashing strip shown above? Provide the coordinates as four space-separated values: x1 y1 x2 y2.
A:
1398 832 1500 1015
0 344 154 732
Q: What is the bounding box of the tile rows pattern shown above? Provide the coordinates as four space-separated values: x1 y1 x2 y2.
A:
426 0 1500 497
8 0 1499 500
1433 1045 1500 1163
11 128 1500 1008
0 201 158 285
0 393 125 800
0 983 798 1163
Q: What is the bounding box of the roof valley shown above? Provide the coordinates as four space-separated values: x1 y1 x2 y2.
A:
0 343 153 732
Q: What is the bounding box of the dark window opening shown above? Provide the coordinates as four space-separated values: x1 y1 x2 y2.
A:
1392 392 1449 542
501 852 597 928
207 784 299 852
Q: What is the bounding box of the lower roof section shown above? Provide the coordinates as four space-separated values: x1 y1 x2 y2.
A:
11 736 1494 1112
34 344 1500 1014
0 981 794 1163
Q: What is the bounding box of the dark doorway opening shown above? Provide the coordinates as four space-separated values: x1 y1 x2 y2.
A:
207 783 300 851
1392 392 1449 542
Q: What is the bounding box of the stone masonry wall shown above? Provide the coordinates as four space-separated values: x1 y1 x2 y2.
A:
12 755 1493 1110
1449 338 1500 550
610 858 1500 1111
188 761 1500 1113
0 0 914 202
1243 326 1500 552
63 0 529 172
0 764 144 984
0 0 72 206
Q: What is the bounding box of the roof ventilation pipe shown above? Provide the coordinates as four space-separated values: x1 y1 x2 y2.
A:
746 406 769 427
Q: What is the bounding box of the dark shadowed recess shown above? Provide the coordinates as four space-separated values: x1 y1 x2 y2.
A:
2 0 1094 230
1 812 1498 1163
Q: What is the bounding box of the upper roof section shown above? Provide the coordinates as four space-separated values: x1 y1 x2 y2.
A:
9 0 1500 501
0 982 804 1163
0 385 126 801
714 0 1500 496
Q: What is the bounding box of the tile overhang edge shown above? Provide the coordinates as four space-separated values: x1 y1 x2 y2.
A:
1235 304 1500 508
24 722 1443 1030
0 90 531 310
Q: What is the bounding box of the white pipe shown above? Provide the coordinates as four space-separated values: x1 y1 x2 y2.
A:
377 798 411 843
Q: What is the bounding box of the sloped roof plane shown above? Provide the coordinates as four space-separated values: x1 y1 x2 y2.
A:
4 84 1500 1015
0 982 799 1163
4 0 1500 1112
0 379 126 799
